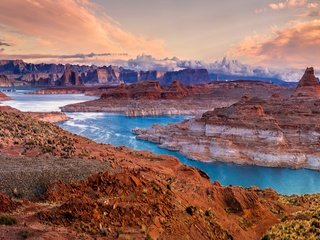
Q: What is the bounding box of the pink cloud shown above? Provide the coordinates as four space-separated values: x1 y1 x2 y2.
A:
269 0 307 10
0 0 168 61
227 20 320 69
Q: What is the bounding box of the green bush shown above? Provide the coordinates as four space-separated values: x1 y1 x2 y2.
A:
0 215 16 225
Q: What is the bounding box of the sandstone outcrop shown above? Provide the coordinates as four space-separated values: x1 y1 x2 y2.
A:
83 66 123 85
161 68 210 85
0 75 14 87
0 74 26 87
292 67 320 98
100 80 191 100
0 91 10 101
139 70 165 81
134 68 320 170
0 106 318 239
56 64 81 86
0 106 70 123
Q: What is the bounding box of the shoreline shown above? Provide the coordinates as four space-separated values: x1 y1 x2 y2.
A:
134 127 320 172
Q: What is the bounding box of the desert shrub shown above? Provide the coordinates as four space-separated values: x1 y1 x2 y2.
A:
0 215 16 225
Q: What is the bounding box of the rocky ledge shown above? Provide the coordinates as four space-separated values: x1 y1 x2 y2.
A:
0 106 70 123
61 98 236 117
0 105 319 239
134 67 320 170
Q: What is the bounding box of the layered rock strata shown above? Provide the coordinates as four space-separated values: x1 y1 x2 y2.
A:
62 80 291 116
134 68 320 170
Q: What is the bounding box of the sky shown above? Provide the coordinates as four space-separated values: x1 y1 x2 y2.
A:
0 0 319 71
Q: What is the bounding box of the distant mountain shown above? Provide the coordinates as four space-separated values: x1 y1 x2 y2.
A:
0 59 298 88
209 73 297 87
0 60 211 87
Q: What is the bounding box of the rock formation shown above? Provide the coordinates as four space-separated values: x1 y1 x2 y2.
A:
0 74 27 87
62 80 290 117
0 91 10 101
139 70 165 81
100 80 191 100
292 67 320 98
57 64 81 86
0 106 319 239
0 75 14 87
119 68 139 83
134 68 320 170
161 80 189 99
83 66 123 85
161 68 210 85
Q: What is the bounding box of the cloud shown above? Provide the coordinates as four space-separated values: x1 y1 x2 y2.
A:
0 0 168 61
0 41 10 47
268 0 320 17
119 55 307 82
255 8 267 14
0 52 127 60
307 2 319 8
227 20 320 69
124 55 180 72
269 0 307 10
305 9 320 16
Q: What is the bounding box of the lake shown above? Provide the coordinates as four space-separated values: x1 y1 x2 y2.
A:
3 90 320 195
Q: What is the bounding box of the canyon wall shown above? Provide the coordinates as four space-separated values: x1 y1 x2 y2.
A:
134 68 320 170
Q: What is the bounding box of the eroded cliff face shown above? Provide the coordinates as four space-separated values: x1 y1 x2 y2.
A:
134 68 320 170
161 68 210 85
83 66 124 85
56 64 81 86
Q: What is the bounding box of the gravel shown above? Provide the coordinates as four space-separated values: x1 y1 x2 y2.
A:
0 156 112 200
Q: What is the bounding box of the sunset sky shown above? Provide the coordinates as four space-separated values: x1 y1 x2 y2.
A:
0 0 319 69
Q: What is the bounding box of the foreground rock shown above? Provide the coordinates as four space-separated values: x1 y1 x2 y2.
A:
134 68 320 170
26 111 70 123
0 106 318 239
0 106 69 123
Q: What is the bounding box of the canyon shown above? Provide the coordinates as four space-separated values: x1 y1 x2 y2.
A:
0 104 319 239
61 80 291 116
134 67 320 170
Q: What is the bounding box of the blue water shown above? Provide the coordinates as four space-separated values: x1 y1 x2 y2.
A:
2 90 320 195
60 113 320 195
